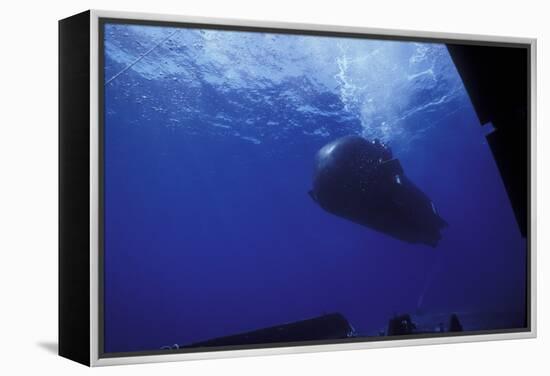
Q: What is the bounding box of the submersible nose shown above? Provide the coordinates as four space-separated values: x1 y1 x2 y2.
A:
309 135 447 247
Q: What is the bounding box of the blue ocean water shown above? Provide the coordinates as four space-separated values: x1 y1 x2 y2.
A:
103 23 526 353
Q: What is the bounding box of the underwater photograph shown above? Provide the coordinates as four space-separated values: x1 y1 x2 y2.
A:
101 22 528 354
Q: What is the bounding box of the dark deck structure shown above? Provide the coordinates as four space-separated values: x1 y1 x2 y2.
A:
184 313 354 348
447 43 529 237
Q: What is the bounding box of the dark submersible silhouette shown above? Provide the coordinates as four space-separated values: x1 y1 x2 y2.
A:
309 135 447 247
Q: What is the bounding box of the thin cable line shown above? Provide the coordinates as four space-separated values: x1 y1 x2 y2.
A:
104 29 179 86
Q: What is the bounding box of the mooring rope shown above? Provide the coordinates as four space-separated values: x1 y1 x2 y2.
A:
104 29 180 86
417 253 442 311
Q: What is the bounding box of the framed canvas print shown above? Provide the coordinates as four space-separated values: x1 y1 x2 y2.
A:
59 9 537 366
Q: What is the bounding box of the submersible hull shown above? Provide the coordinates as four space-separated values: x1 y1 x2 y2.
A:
309 136 447 247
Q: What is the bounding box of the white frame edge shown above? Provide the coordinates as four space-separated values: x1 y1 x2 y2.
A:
88 9 537 367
